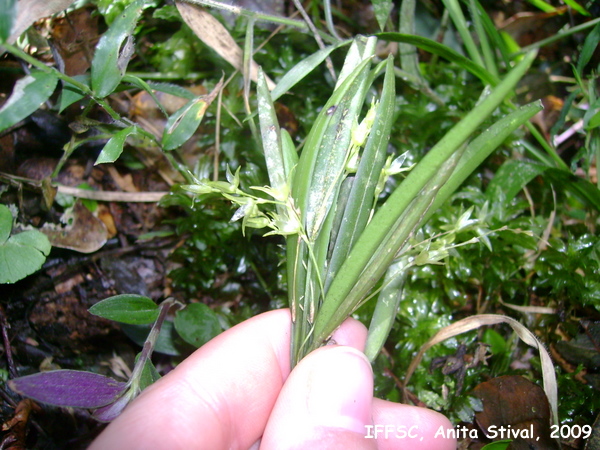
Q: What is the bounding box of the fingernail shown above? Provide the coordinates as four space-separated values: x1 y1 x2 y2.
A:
306 347 373 434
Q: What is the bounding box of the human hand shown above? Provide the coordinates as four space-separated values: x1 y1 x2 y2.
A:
90 309 456 449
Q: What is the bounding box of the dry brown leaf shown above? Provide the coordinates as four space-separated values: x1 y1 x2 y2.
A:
176 1 275 90
403 314 559 426
9 0 77 44
40 201 108 253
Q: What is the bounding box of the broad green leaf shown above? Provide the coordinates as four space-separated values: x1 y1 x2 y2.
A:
0 204 12 244
0 229 51 284
91 0 147 98
376 32 499 86
0 0 17 42
88 294 159 325
162 80 222 151
59 75 90 113
544 168 600 211
0 70 58 133
174 303 221 348
95 126 139 164
8 370 126 409
372 0 393 31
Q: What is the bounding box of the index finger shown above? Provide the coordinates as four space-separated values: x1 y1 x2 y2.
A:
90 309 366 450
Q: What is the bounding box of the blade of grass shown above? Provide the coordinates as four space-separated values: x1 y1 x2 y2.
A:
363 101 543 361
271 40 350 101
441 0 485 68
467 0 498 78
289 38 376 365
376 33 499 86
311 51 537 349
514 17 600 56
324 56 395 291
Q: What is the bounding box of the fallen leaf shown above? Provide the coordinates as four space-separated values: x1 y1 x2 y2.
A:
472 375 559 449
176 2 275 90
41 201 108 253
8 0 77 44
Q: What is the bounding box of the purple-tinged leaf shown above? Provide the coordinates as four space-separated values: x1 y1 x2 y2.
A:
92 390 133 422
8 370 126 409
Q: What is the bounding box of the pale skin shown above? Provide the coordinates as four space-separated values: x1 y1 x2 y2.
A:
90 309 456 449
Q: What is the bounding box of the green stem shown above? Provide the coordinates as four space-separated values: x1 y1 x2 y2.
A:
514 17 600 56
2 42 124 123
129 298 178 393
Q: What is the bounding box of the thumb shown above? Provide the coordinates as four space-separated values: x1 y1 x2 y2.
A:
260 345 375 449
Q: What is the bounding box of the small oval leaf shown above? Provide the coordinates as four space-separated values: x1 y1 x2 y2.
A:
89 294 159 325
8 370 126 409
174 303 221 348
95 126 138 164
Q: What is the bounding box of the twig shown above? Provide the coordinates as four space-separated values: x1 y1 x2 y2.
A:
56 186 168 202
0 305 17 379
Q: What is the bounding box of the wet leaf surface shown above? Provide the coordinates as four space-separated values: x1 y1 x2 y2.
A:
471 375 559 450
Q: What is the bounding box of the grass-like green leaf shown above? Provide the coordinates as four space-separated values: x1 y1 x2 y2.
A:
364 101 543 361
577 22 600 74
324 56 396 291
88 294 159 325
311 51 537 351
174 303 221 348
289 37 376 364
270 40 350 101
441 0 485 68
376 32 499 86
95 126 139 164
91 0 147 98
0 70 58 133
257 69 286 192
372 0 393 31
